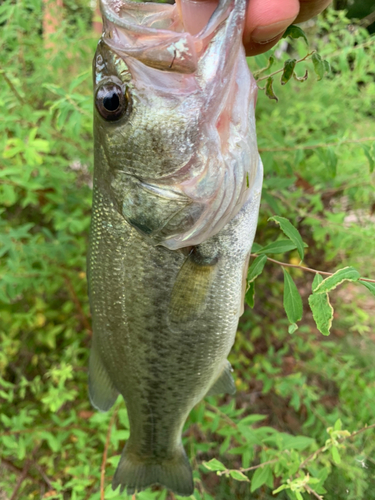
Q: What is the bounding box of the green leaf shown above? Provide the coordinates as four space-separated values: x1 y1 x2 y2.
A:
361 281 375 297
331 446 341 465
247 254 268 283
245 281 255 308
251 242 263 253
315 147 338 178
280 434 315 451
283 269 303 325
229 470 250 482
334 418 342 431
281 59 297 85
257 239 304 255
250 465 273 492
308 274 333 336
265 77 278 102
312 53 325 80
313 267 360 294
362 144 375 173
282 25 308 45
288 323 298 334
202 459 226 472
268 216 305 261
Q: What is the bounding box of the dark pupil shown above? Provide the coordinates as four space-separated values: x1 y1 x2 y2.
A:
103 91 120 112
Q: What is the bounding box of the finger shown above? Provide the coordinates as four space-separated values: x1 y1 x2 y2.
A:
295 0 332 23
243 0 300 56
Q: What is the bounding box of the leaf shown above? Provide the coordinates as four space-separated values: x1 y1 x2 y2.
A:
334 418 342 431
283 269 303 325
251 242 263 253
257 239 302 255
315 147 338 178
288 323 298 334
331 446 341 465
361 281 375 297
281 59 297 85
229 470 250 482
268 216 305 261
313 267 360 294
265 77 278 102
308 274 333 336
280 434 315 451
202 459 226 472
312 53 325 80
247 254 268 283
245 281 255 308
362 144 375 173
282 25 308 45
250 465 273 492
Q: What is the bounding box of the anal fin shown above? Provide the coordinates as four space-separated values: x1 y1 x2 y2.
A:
88 342 119 412
206 360 236 397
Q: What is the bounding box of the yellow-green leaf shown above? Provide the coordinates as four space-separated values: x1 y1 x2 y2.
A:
308 274 333 336
313 267 360 294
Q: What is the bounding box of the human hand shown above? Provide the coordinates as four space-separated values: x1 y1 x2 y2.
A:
243 0 332 56
180 0 332 55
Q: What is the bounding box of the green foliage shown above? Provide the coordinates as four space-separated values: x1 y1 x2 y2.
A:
1 2 375 500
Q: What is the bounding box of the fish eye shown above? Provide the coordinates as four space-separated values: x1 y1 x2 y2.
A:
95 83 129 121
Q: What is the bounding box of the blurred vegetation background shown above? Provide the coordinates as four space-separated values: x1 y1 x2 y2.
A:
1 1 375 499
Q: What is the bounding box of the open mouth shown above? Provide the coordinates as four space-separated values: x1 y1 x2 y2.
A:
100 0 237 73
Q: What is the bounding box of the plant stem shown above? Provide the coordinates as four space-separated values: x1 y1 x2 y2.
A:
251 254 375 284
256 52 315 83
100 406 119 500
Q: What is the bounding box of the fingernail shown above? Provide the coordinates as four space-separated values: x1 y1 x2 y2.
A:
251 18 295 44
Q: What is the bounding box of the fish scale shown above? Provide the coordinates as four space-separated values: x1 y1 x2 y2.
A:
88 0 263 495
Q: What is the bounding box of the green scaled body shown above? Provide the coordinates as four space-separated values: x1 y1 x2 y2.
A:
88 0 262 495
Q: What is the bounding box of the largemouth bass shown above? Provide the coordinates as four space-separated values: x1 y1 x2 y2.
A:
88 0 263 495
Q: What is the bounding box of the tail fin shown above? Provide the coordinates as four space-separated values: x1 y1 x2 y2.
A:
112 444 194 497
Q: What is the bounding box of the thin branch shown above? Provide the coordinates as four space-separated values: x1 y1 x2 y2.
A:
0 68 26 105
258 136 375 153
132 495 137 500
305 484 324 500
299 422 375 471
256 52 315 83
9 445 39 500
100 406 119 500
205 403 238 429
359 11 375 29
251 254 375 284
217 458 278 476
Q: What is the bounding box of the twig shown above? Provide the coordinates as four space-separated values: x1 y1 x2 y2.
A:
63 273 92 336
258 136 375 153
9 445 39 500
100 406 119 500
132 495 137 500
305 484 324 500
256 52 315 83
205 403 238 429
217 458 278 476
0 68 26 105
299 422 375 471
360 11 375 29
251 254 375 284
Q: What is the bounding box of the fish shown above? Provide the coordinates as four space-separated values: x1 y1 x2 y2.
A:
87 0 263 495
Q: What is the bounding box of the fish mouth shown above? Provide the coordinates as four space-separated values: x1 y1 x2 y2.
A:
99 0 240 73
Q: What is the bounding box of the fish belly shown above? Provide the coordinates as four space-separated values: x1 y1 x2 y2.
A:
87 159 262 495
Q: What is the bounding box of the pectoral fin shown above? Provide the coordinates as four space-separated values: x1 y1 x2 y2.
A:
89 342 119 412
168 250 218 325
206 361 236 397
